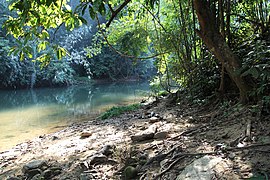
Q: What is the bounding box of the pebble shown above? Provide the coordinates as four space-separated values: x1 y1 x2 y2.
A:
228 152 236 160
80 132 92 138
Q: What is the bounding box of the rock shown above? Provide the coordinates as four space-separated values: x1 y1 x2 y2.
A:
131 124 157 142
154 131 168 139
80 131 92 138
124 166 137 180
100 144 114 156
243 149 249 156
149 117 159 123
89 154 108 165
176 155 228 180
52 136 59 140
228 152 236 160
22 160 48 174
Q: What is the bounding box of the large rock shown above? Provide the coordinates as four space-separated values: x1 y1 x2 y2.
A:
131 124 158 142
22 160 48 174
176 155 230 180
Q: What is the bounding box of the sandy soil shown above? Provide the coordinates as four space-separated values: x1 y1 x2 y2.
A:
1 95 270 179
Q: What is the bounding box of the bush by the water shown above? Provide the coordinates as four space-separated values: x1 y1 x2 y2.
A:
100 104 140 120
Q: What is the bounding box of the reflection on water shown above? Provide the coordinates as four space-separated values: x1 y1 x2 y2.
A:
0 82 149 151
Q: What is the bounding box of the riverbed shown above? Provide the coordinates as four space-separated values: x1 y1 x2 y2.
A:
0 82 149 151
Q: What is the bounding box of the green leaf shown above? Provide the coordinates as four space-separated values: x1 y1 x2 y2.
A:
81 4 88 15
19 51 24 61
78 16 87 25
98 3 106 16
89 6 96 19
40 30 49 39
56 47 67 59
37 41 48 52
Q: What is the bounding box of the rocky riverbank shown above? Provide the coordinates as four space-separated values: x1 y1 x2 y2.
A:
1 95 270 179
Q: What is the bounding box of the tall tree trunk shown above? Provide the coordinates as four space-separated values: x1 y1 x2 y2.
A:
226 0 231 45
193 0 251 103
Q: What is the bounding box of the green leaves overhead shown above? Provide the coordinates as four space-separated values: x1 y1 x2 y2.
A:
5 0 85 64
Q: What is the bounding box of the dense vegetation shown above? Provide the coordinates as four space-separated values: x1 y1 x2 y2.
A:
1 0 270 107
0 0 155 89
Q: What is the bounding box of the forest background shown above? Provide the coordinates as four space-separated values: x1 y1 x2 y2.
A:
0 0 269 107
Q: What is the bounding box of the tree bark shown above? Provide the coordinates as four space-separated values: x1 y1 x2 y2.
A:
193 0 251 103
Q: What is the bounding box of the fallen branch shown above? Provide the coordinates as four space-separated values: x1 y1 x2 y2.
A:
143 125 207 151
142 145 179 168
227 143 270 151
169 124 208 141
153 156 185 180
148 142 270 179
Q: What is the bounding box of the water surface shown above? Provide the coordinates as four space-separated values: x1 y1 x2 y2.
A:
0 82 149 151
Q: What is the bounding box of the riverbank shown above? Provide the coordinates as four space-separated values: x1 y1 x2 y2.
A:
1 94 270 179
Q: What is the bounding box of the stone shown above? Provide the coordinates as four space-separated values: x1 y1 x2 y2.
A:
80 131 92 138
100 144 114 156
154 131 168 139
22 160 47 173
52 136 59 140
131 124 157 142
124 166 137 180
149 117 159 123
176 155 226 180
242 149 249 155
89 154 108 165
228 152 236 160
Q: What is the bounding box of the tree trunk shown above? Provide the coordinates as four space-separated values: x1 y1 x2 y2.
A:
193 0 250 103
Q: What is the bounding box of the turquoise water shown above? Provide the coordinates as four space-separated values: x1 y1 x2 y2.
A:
0 82 149 151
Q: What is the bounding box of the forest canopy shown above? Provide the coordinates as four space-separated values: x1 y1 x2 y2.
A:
1 0 270 105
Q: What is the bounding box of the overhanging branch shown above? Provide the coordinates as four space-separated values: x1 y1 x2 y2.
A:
106 0 132 27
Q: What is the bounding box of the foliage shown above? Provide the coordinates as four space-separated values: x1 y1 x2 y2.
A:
238 39 270 98
99 104 140 120
3 0 270 104
4 0 86 65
